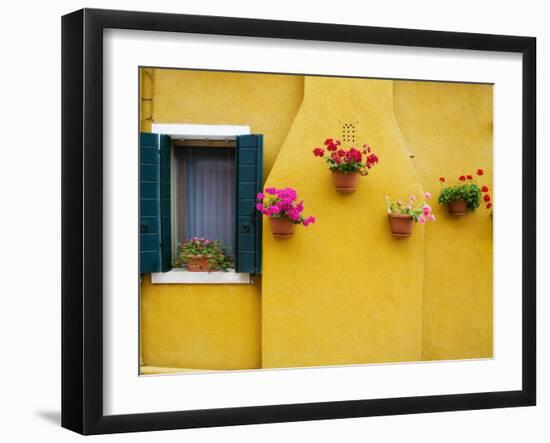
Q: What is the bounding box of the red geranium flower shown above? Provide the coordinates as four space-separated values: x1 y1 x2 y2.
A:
484 194 491 202
439 177 445 183
324 138 340 151
459 175 466 181
365 153 379 168
312 147 324 157
486 203 493 209
314 138 378 174
481 185 489 193
467 175 473 180
330 152 341 164
477 168 484 176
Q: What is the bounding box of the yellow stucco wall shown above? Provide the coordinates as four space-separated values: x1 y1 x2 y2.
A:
141 275 262 369
148 68 304 178
394 81 493 360
140 68 493 372
140 69 303 370
261 77 425 368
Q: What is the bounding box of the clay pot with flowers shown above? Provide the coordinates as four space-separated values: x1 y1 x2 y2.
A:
313 138 379 192
385 192 436 238
256 187 316 239
173 238 234 272
438 169 492 216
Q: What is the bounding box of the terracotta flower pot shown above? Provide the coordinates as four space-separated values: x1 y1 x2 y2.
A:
388 213 414 238
269 217 295 239
332 170 359 193
448 199 468 216
186 256 212 272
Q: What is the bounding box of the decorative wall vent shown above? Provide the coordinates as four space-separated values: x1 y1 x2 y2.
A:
342 121 357 144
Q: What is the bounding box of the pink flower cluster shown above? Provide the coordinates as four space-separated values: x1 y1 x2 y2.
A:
385 191 436 224
418 202 436 224
256 187 316 226
313 138 379 175
417 192 436 224
190 236 211 245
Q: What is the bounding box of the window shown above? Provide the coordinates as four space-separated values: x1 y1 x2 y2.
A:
173 143 236 258
139 128 263 281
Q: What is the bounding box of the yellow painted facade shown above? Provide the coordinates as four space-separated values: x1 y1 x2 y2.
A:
262 77 425 367
394 81 493 360
140 69 303 370
140 68 493 372
141 275 262 370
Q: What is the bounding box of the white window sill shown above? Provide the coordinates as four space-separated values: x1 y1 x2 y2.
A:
151 268 251 284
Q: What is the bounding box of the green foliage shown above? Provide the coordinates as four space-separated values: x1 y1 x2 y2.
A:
326 157 363 174
173 238 234 272
438 183 482 212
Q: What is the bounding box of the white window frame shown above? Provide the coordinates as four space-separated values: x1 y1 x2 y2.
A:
151 123 251 284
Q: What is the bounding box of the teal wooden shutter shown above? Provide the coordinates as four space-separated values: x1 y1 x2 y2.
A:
139 133 172 274
140 133 161 273
159 134 172 272
235 134 263 274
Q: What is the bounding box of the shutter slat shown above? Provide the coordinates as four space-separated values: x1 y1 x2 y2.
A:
235 134 263 274
159 135 172 273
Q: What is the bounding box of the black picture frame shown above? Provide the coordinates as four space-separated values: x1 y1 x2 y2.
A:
62 8 536 435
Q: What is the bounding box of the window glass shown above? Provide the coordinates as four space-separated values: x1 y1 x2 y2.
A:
174 147 236 257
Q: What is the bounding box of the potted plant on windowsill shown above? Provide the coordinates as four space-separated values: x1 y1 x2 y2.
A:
385 192 436 238
438 169 492 216
256 187 316 239
313 138 379 192
174 238 233 272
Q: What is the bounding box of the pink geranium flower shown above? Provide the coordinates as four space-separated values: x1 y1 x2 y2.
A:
385 194 436 224
256 186 315 227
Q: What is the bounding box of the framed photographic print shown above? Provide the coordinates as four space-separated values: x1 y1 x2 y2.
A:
61 8 536 435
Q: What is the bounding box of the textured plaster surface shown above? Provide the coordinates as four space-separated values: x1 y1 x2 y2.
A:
141 274 262 370
140 69 303 369
261 77 425 368
140 69 493 371
394 81 494 360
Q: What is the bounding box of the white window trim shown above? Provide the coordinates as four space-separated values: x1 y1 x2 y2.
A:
151 268 251 284
151 123 250 140
151 123 251 284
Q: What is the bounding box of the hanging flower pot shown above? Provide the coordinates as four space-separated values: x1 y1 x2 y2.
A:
269 217 295 239
385 193 436 238
186 256 211 272
388 213 414 237
313 138 379 193
256 187 316 239
437 170 492 216
332 170 359 193
448 199 468 216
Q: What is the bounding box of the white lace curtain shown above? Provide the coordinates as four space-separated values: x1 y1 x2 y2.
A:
177 147 236 256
